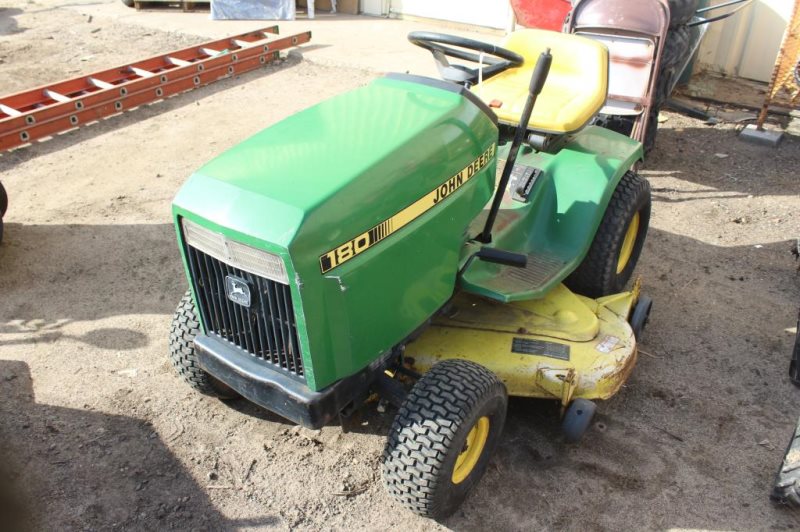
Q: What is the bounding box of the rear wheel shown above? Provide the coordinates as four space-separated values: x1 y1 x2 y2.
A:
566 171 651 298
169 291 239 399
382 359 507 520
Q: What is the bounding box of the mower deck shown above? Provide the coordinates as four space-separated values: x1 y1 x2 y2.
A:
405 282 640 405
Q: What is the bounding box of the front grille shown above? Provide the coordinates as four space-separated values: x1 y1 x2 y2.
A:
185 245 304 378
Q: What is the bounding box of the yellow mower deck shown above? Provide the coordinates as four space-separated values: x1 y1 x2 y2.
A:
405 282 641 407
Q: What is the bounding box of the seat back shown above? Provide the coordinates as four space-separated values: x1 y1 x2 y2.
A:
472 29 609 134
576 31 656 117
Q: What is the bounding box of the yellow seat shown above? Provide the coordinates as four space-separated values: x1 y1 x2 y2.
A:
473 29 609 134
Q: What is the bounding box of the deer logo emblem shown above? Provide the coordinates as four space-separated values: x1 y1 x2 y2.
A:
224 275 251 308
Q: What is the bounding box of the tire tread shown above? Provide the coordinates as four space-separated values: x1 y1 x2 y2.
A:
565 171 651 297
169 291 234 398
382 360 505 518
667 0 700 27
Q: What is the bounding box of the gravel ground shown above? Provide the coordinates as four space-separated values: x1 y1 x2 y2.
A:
1 2 800 531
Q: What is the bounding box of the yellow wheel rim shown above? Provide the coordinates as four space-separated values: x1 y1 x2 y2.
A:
452 416 490 485
616 212 640 274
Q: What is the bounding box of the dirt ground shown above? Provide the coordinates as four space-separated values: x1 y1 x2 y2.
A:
2 2 800 531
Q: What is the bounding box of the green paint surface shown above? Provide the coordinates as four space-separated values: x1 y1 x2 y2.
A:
173 77 498 390
172 74 643 391
460 126 642 301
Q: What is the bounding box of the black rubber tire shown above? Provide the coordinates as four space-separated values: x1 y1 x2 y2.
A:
667 0 700 27
630 294 653 339
661 25 692 76
789 310 800 387
562 398 597 443
565 171 651 298
0 181 7 217
643 103 662 156
169 291 239 399
0 181 6 243
382 359 508 520
121 0 135 7
771 419 800 507
644 25 691 154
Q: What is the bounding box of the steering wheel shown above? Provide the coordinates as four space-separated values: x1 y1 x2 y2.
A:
408 31 524 86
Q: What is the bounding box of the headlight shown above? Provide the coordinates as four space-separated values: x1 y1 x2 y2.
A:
181 218 289 284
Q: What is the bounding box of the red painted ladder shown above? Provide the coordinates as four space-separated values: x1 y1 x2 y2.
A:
0 26 311 151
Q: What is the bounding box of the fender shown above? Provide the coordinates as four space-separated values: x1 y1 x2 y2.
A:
460 125 643 302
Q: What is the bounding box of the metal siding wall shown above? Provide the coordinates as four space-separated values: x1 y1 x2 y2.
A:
695 0 794 82
388 0 513 30
361 0 385 16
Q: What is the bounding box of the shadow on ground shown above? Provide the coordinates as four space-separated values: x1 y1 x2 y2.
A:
0 359 280 530
645 122 799 197
0 7 24 36
0 223 183 325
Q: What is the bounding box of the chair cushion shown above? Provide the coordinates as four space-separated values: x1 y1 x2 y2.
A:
472 29 609 134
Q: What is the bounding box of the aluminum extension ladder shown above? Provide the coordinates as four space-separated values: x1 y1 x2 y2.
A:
0 26 311 151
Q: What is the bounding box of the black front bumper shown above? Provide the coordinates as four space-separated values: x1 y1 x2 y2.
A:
194 334 386 429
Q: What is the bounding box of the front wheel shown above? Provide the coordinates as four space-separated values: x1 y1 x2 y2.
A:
382 359 507 520
169 291 239 399
566 171 651 298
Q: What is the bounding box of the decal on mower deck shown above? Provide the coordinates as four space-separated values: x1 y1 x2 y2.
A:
319 143 497 274
511 338 570 361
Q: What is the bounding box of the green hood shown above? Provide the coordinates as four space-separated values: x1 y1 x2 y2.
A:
173 75 498 390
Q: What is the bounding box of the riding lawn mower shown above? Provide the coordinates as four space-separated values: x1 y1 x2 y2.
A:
169 27 654 519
